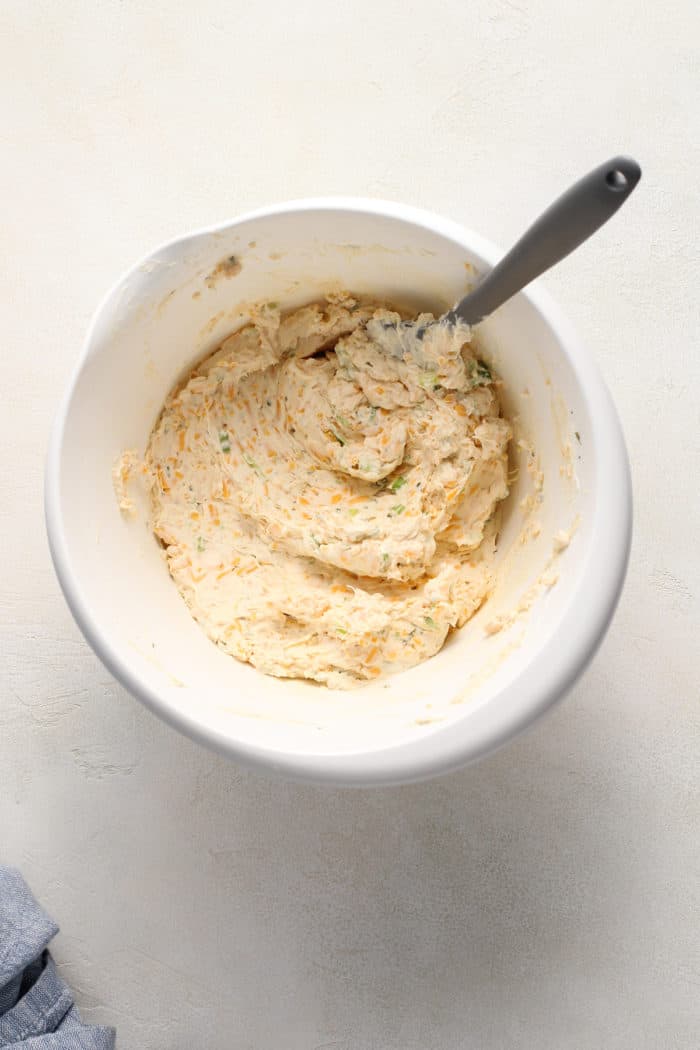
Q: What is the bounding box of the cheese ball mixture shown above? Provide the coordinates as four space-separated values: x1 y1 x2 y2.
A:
141 294 511 688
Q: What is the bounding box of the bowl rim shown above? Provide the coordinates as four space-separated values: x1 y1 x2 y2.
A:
44 196 632 786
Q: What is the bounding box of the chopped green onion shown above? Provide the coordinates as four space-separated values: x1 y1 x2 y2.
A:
196 536 206 553
243 453 264 476
391 504 405 515
390 475 406 492
219 432 231 453
469 359 492 386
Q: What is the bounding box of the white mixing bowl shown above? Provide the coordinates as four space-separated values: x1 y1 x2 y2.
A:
45 199 631 785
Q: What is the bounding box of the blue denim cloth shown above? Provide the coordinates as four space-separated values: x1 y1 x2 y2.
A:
0 869 115 1049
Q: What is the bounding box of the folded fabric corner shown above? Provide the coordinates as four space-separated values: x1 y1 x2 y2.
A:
0 869 115 1050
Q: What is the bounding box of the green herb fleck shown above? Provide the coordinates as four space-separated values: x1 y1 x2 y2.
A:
196 536 206 553
391 504 405 515
469 359 493 386
329 429 346 446
243 453 264 476
219 431 231 453
359 461 374 473
419 371 439 390
348 507 360 517
390 475 407 493
423 616 437 629
381 552 390 570
336 626 347 636
310 533 321 548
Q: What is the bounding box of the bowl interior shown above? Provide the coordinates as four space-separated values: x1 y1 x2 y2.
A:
51 204 596 764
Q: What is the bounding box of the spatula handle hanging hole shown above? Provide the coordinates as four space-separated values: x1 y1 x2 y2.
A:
606 168 629 190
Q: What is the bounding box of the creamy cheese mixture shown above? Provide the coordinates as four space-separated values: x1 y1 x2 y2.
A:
130 293 511 688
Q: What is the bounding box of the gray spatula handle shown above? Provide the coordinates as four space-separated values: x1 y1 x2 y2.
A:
448 155 641 327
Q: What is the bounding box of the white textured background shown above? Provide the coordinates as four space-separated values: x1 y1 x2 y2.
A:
1 2 698 1047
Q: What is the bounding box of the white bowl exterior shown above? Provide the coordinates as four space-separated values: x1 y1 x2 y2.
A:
45 200 631 785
